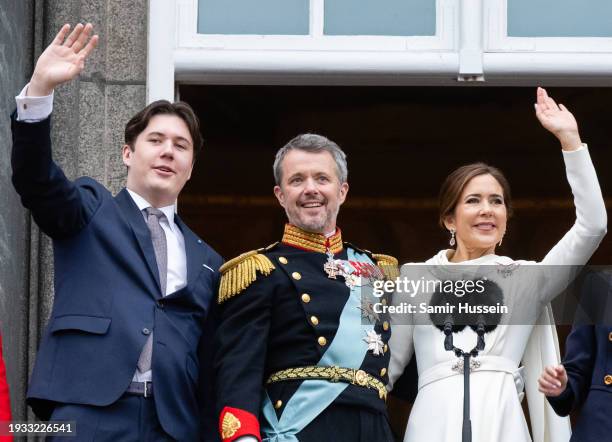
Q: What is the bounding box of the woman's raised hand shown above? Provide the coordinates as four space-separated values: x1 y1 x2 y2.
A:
535 87 582 151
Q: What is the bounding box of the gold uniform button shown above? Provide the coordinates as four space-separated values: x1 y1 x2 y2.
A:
301 293 311 303
608 332 612 342
605 375 612 386
278 257 288 264
384 344 388 353
318 336 327 346
310 316 319 326
292 272 302 280
380 368 387 377
383 321 389 331
275 400 283 409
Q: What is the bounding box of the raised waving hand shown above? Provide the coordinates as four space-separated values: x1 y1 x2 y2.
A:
28 23 98 97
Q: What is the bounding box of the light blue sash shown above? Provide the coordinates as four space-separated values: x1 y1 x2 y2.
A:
261 249 376 442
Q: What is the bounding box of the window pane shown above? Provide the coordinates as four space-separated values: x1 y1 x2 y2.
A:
324 0 436 36
198 0 309 35
508 0 612 37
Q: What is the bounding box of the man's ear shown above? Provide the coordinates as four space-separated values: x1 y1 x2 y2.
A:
274 185 286 208
122 144 132 168
338 182 349 205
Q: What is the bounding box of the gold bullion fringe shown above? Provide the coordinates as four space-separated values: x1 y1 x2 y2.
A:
218 251 275 303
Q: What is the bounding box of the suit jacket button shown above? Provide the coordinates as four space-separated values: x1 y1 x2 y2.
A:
301 293 311 303
274 400 283 409
380 368 387 377
605 375 612 385
310 316 319 326
292 272 302 280
278 257 288 264
142 328 151 335
318 336 327 346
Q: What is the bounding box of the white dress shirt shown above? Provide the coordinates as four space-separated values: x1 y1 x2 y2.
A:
15 83 53 121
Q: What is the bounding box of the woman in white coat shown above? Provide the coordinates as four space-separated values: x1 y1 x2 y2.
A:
387 88 607 442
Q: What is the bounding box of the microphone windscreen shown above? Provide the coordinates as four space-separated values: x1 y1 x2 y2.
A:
429 287 466 333
467 279 504 334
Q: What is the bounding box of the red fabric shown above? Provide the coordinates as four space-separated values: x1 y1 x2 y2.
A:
0 333 12 441
219 406 260 442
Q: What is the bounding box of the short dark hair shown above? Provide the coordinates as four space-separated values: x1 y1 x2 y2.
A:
124 100 203 160
438 162 513 228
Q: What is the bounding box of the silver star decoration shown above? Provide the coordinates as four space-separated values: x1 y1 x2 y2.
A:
363 330 385 355
344 273 361 288
358 298 380 323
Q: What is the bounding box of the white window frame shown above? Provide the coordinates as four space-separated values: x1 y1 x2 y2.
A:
481 0 612 83
147 0 612 103
486 0 612 53
148 0 460 101
176 0 455 51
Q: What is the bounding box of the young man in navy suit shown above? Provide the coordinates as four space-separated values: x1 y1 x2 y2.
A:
11 23 222 440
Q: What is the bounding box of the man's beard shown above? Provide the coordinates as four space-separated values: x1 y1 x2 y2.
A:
285 204 339 234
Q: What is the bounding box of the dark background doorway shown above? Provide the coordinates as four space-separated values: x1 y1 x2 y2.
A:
178 85 611 265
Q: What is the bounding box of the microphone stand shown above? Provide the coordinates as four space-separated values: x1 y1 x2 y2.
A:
443 324 486 442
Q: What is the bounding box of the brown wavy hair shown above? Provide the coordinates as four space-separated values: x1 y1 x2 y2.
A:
438 163 513 229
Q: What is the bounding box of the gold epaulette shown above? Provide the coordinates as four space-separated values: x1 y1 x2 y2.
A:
372 253 400 280
218 249 275 304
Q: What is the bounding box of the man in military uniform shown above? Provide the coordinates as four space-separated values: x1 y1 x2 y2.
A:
214 134 398 441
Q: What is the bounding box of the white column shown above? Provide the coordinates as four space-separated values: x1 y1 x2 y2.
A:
458 0 484 81
147 0 176 102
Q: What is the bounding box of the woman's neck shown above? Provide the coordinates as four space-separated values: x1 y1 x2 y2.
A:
448 245 496 263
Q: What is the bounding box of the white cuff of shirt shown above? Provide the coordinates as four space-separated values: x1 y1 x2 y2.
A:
15 83 54 122
235 437 258 442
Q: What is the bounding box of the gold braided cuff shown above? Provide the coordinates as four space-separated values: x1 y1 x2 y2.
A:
266 365 387 400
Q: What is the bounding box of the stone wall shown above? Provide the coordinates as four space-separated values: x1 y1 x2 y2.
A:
0 0 147 422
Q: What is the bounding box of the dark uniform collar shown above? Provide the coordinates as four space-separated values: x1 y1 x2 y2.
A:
281 223 343 254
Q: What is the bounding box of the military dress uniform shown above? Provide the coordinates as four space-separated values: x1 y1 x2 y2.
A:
547 271 612 442
214 224 398 442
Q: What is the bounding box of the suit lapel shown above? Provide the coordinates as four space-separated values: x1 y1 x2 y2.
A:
115 189 162 297
175 215 206 288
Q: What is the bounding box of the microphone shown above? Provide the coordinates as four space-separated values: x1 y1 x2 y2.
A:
429 286 466 334
443 316 454 351
427 277 505 442
467 279 504 350
428 278 505 350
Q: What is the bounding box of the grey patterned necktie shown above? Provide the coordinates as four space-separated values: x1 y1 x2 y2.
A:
137 207 167 373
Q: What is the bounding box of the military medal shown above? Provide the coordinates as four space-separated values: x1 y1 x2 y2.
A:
358 297 380 323
363 330 385 355
324 248 340 279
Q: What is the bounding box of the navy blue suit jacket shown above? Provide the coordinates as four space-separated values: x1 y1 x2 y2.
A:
547 272 612 442
11 113 223 441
